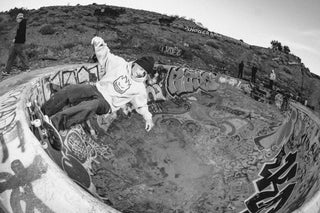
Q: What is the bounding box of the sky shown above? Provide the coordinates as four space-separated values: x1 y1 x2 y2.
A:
1 0 320 76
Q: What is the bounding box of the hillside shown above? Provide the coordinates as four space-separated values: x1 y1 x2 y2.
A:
0 4 319 111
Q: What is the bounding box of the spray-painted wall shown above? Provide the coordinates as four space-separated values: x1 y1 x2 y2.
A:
0 65 120 213
0 63 319 213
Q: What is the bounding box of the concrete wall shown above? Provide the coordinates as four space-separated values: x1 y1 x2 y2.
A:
0 63 320 213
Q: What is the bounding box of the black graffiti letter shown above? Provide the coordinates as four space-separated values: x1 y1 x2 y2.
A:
245 149 297 213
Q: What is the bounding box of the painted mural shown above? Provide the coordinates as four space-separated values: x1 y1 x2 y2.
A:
25 65 108 194
0 84 55 213
0 155 53 213
0 86 25 164
1 62 320 213
90 65 320 212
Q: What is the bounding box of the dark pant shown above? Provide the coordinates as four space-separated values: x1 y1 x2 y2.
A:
269 80 274 89
5 43 29 73
251 73 256 83
42 84 110 131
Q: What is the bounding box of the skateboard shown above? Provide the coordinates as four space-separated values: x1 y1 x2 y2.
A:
27 100 63 151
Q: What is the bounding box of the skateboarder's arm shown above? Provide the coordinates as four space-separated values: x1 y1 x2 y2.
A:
93 39 126 74
132 93 154 131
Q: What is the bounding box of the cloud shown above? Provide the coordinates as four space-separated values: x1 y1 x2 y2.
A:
285 41 320 56
299 29 320 37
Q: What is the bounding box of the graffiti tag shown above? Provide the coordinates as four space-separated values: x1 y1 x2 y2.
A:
166 66 219 97
159 45 183 57
242 147 297 213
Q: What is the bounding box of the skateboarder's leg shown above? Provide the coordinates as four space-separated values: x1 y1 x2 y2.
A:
42 84 98 116
51 98 110 131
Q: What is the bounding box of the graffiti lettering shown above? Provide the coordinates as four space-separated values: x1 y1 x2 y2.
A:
77 65 100 84
0 87 25 163
242 148 297 213
166 66 219 97
0 133 8 163
218 76 241 87
215 105 247 116
178 25 250 48
62 69 78 86
184 25 216 37
65 130 88 163
159 45 183 57
48 65 100 91
0 107 16 132
0 87 24 133
147 84 166 102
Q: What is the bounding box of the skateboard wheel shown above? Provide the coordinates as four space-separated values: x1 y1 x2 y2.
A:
32 119 41 127
41 141 48 149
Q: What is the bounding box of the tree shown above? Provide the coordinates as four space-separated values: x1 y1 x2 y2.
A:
283 45 290 54
270 40 282 51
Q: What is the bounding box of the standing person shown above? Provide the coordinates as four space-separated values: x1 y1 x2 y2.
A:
238 60 244 79
2 13 30 76
281 93 290 111
42 36 155 133
251 64 258 83
269 69 276 90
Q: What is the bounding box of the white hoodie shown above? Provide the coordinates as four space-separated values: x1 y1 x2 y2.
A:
92 37 152 122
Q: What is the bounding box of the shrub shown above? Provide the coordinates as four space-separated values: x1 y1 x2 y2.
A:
30 15 40 22
206 40 219 49
93 6 126 19
63 42 77 49
50 18 65 25
0 24 5 35
271 40 283 51
34 8 49 16
158 16 176 26
67 24 87 33
282 67 292 75
39 24 56 35
7 7 28 19
182 49 193 60
25 43 39 59
283 45 290 54
189 43 202 50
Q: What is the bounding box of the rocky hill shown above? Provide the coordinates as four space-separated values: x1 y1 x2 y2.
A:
1 4 319 111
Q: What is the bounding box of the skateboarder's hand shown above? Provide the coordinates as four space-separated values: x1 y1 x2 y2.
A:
145 119 154 132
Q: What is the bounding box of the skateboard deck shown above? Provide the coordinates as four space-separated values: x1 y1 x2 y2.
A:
29 101 63 151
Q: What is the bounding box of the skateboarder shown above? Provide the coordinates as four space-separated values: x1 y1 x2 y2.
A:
42 36 155 133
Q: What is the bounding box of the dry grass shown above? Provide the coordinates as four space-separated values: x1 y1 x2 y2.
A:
0 4 319 110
